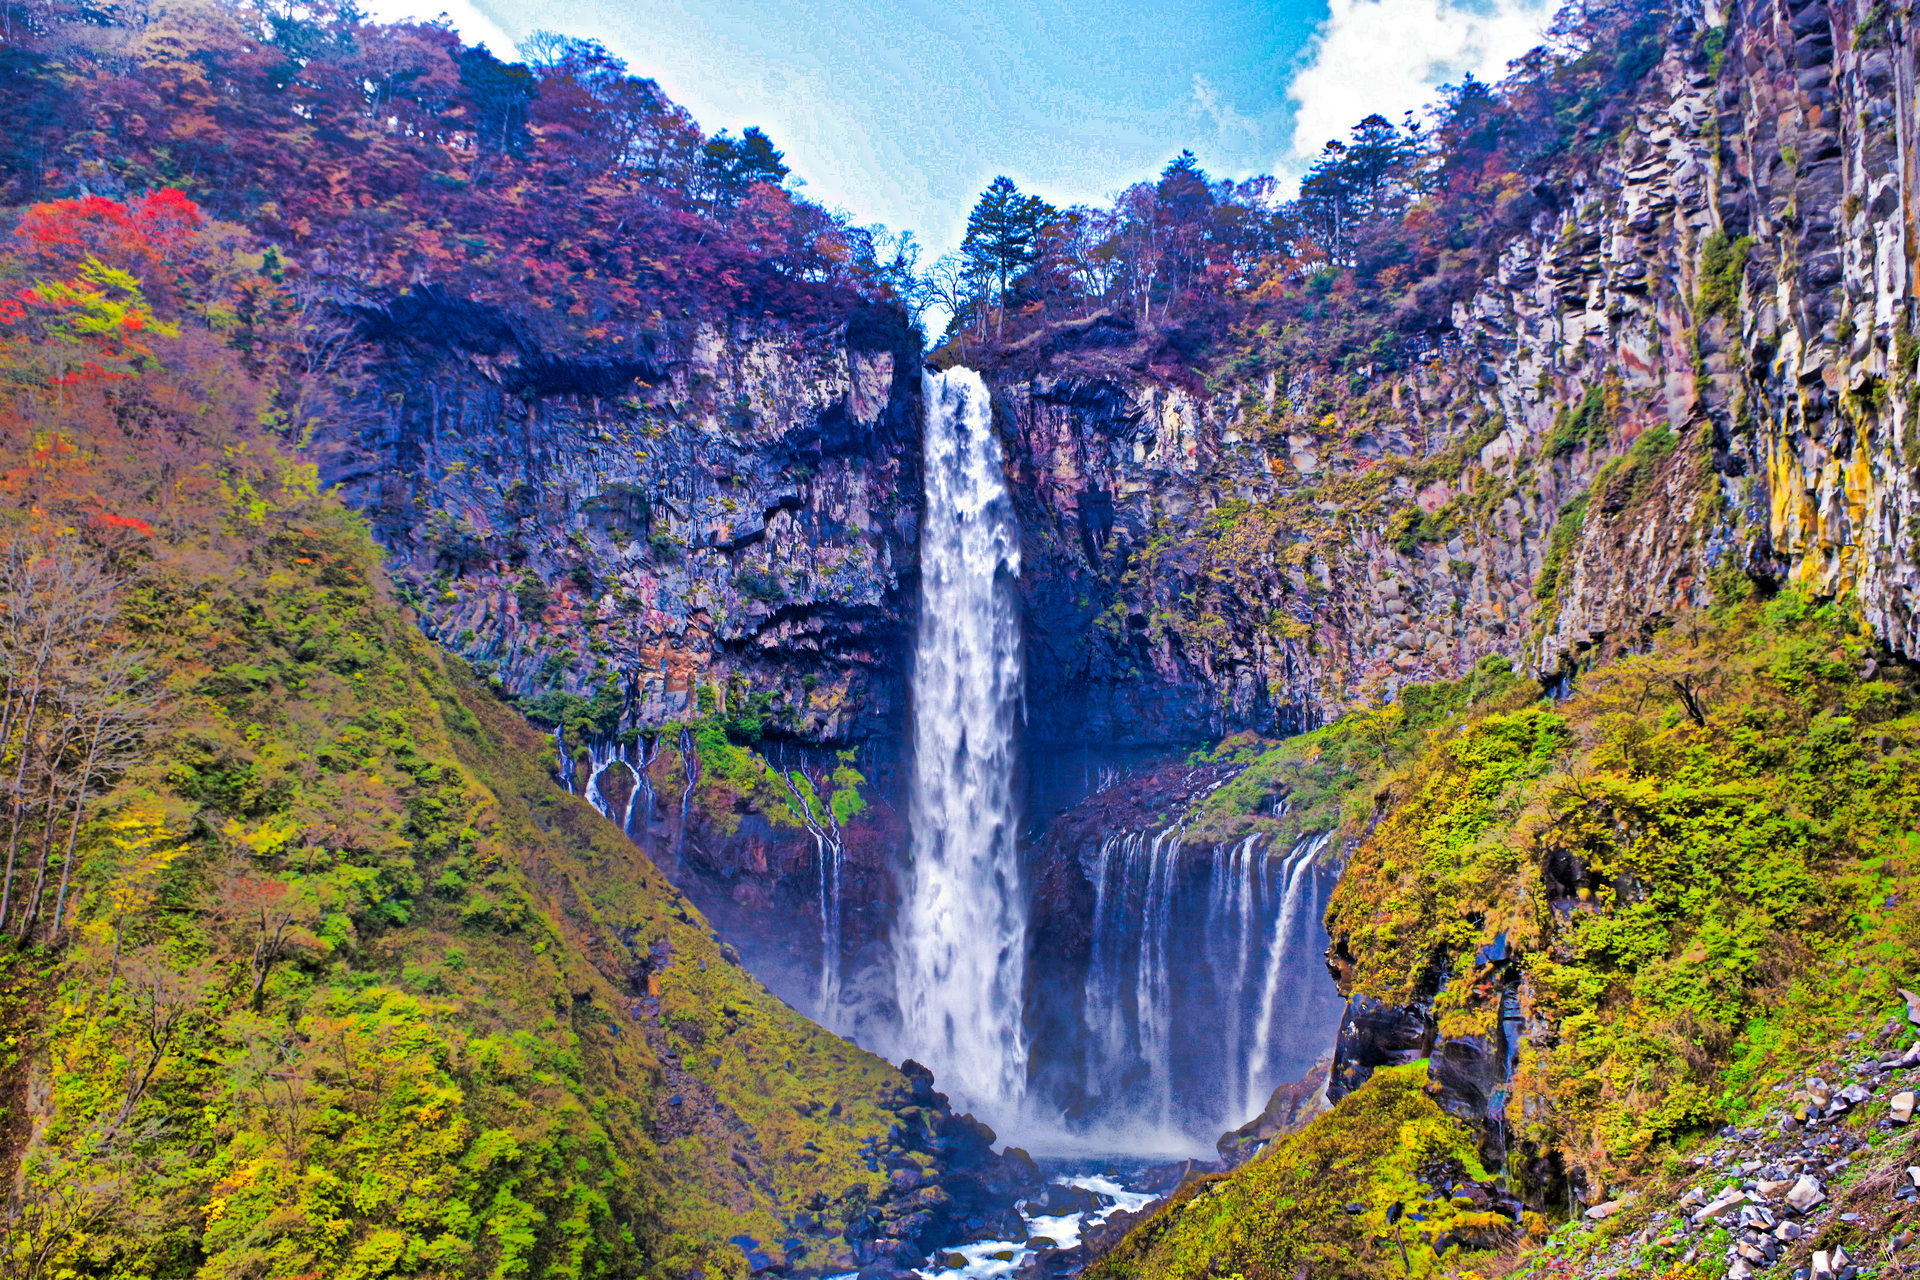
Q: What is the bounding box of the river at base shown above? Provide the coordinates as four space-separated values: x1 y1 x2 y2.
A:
828 1157 1169 1280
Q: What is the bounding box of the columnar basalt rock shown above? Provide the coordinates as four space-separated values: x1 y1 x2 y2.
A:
982 0 1920 744
318 292 924 1010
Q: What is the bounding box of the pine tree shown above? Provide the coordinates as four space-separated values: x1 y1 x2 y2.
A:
961 176 1057 338
700 126 790 208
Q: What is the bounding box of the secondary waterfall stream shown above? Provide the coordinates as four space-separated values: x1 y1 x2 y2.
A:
1068 823 1340 1145
895 367 1028 1119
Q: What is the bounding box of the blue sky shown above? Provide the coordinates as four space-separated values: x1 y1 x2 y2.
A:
362 0 1557 256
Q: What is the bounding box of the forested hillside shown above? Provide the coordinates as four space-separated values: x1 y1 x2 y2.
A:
0 182 1022 1279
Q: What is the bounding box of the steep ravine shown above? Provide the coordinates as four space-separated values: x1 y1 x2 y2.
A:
295 0 1920 1272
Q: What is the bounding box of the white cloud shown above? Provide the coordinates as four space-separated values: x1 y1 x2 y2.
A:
1285 0 1555 166
1188 73 1260 148
356 0 523 58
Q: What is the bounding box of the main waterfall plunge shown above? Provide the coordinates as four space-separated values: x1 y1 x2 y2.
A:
892 369 1342 1151
895 367 1029 1116
568 364 1345 1154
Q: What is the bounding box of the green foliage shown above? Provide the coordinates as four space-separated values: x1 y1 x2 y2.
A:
1697 230 1755 321
1186 655 1525 848
1532 493 1591 612
1545 382 1611 458
1326 591 1920 1174
0 300 900 1277
1131 594 1920 1275
520 676 624 740
515 571 551 618
1701 23 1730 74
961 176 1058 305
1090 1065 1507 1280
1386 505 1447 555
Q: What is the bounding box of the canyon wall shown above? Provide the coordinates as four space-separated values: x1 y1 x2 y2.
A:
315 291 925 1014
982 0 1920 746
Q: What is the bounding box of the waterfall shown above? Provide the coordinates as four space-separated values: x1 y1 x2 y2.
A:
1201 833 1264 1121
1080 830 1136 1106
782 770 846 1029
1062 817 1338 1145
896 367 1026 1115
674 726 698 871
1244 831 1330 1111
1133 823 1183 1131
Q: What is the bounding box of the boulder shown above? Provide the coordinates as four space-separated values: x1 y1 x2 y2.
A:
1891 1090 1915 1123
1327 996 1436 1102
1035 1183 1105 1216
1692 1188 1752 1225
1216 1058 1331 1167
1785 1175 1826 1212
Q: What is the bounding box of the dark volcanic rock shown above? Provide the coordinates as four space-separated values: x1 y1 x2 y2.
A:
1327 995 1435 1103
324 297 924 1015
1217 1056 1331 1167
843 1060 1045 1265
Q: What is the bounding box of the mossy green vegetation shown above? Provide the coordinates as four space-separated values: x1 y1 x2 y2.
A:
1330 583 1920 1171
1185 653 1525 851
1696 229 1755 321
1089 1065 1516 1280
3 494 905 1278
1109 585 1920 1276
0 202 902 1278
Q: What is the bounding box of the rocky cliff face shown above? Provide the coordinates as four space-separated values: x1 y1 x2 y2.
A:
317 290 924 1012
980 0 1920 745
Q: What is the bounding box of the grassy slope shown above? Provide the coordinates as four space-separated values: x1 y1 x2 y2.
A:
1096 583 1920 1278
2 497 904 1279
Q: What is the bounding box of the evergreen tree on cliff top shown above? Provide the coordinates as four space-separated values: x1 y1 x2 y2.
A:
701 125 790 208
962 175 1057 338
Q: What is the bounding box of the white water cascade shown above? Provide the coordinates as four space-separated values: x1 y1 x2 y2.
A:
580 738 653 839
895 367 1027 1117
1070 823 1341 1144
1244 830 1332 1114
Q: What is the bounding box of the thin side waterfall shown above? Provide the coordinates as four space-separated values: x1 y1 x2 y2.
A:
896 367 1026 1115
1244 831 1330 1110
1063 820 1340 1144
582 739 650 837
781 770 845 1029
674 726 698 871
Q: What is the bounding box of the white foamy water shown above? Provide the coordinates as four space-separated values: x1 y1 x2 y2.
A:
913 1176 1160 1280
895 367 1027 1117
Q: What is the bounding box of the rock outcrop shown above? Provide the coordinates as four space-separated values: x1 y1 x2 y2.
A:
319 290 925 1012
978 0 1920 746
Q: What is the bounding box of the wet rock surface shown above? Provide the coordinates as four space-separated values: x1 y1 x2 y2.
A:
1216 1056 1332 1168
844 1061 1046 1276
1328 995 1436 1102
